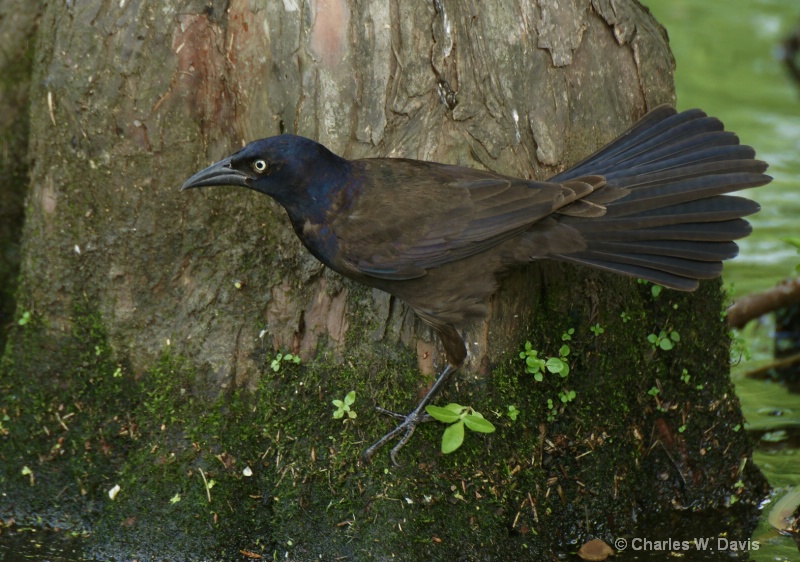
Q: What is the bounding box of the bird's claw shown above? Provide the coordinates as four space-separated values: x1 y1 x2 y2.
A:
363 407 433 466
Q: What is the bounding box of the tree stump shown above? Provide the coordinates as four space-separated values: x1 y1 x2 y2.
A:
0 1 768 559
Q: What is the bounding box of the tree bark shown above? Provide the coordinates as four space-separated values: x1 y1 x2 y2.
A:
0 1 768 559
0 1 41 347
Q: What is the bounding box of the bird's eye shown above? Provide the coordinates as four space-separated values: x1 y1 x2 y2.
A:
252 159 268 173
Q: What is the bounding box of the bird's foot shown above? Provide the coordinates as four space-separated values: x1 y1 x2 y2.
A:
362 363 459 466
363 407 433 466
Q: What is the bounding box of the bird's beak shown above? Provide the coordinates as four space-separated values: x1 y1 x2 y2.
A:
181 158 251 191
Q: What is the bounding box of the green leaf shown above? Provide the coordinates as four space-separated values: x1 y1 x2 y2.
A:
534 372 543 382
651 284 663 297
443 403 465 414
526 355 543 369
344 391 356 406
426 405 461 423
331 400 344 408
332 409 344 419
670 331 680 342
347 410 357 419
463 415 496 433
441 421 465 454
559 344 570 357
782 236 800 250
545 357 565 374
659 338 673 351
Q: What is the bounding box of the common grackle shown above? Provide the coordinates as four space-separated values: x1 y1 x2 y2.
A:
182 106 770 465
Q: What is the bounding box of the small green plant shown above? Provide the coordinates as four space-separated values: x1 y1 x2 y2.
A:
562 328 575 341
544 390 577 421
647 329 680 351
507 405 520 421
680 369 691 384
678 424 687 433
520 342 570 381
589 323 604 337
558 389 576 403
425 403 496 454
620 311 631 323
21 465 34 485
332 391 357 420
783 237 800 272
647 385 666 412
271 352 301 372
17 310 31 326
521 345 546 381
730 332 752 364
545 398 558 422
637 279 664 297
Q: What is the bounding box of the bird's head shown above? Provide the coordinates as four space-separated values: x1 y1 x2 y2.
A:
181 135 350 212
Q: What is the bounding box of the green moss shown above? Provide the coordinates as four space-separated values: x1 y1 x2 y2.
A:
0 268 768 559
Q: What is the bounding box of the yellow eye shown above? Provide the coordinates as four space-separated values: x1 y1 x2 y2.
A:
253 159 268 173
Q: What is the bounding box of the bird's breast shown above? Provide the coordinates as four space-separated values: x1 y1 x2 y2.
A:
297 219 341 271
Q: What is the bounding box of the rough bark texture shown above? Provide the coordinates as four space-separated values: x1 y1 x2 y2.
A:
0 1 768 560
0 1 40 348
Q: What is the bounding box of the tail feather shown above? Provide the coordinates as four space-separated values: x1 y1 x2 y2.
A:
548 106 771 290
557 107 713 178
565 251 723 280
578 219 753 243
588 240 740 262
602 172 766 217
603 148 764 186
568 197 760 232
556 255 702 291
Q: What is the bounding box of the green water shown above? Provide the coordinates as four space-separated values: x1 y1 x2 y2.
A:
647 1 800 560
647 0 800 295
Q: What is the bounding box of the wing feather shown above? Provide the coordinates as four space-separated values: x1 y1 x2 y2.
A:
333 160 603 280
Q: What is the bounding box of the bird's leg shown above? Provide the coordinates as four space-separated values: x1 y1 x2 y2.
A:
363 362 459 466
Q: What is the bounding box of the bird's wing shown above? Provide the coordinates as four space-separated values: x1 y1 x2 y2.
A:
333 159 607 280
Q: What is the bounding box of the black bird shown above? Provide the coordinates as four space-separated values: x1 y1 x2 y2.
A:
182 106 770 465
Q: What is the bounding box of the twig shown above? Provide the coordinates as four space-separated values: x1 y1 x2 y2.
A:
727 277 800 329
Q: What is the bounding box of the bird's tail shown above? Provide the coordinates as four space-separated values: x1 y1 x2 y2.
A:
547 106 770 290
